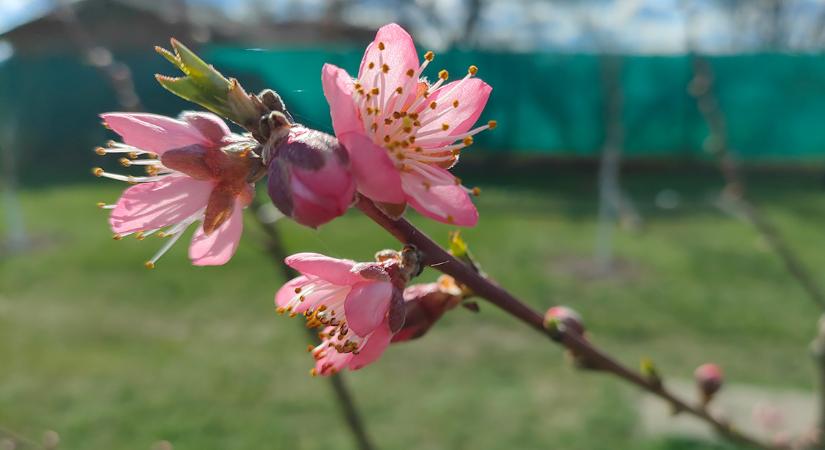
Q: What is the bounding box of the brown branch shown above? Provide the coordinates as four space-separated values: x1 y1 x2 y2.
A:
687 56 825 311
251 198 376 450
355 195 778 450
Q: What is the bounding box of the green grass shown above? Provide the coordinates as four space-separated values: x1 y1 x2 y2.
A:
2 167 824 449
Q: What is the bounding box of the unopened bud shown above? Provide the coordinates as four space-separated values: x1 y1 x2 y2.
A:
393 276 464 342
267 127 355 228
544 306 585 337
694 363 723 406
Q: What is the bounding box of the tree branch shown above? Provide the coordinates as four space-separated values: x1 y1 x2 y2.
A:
355 195 778 450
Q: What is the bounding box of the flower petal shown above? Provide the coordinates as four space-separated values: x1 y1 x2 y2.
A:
275 276 309 308
101 113 210 155
321 64 363 137
401 167 478 226
338 131 405 204
344 280 393 336
109 175 212 234
189 199 244 266
284 253 362 286
415 78 492 147
348 322 393 370
179 111 230 145
357 23 420 112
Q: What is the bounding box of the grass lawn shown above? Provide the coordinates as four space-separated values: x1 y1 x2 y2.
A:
2 165 824 449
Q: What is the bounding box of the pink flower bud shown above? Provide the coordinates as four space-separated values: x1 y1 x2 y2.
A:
544 306 585 336
267 127 355 228
694 363 723 405
393 276 464 343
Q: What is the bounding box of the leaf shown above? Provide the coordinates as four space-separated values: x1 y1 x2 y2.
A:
155 39 260 128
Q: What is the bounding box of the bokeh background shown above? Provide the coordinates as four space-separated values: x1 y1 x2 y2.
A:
3 0 825 449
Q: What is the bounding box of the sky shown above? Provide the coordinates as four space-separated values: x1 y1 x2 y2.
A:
2 0 825 54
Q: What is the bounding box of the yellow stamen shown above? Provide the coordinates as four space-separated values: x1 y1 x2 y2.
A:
488 120 497 129
463 136 474 146
468 65 478 75
382 64 390 74
442 123 450 131
94 147 106 155
92 167 104 177
438 70 449 80
144 261 155 269
429 101 437 110
406 68 415 77
424 51 434 61
378 42 386 50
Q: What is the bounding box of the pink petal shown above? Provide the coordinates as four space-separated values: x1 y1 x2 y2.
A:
189 200 244 266
101 113 210 155
348 322 393 370
321 64 363 137
338 132 405 204
415 79 492 147
401 168 478 226
357 23 420 112
344 281 393 336
179 111 231 145
109 175 212 234
275 276 309 308
284 253 362 286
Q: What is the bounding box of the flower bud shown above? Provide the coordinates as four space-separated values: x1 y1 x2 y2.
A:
543 306 585 337
694 363 723 406
267 127 356 228
393 276 464 343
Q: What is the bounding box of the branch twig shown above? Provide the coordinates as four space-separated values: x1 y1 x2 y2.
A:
355 195 778 450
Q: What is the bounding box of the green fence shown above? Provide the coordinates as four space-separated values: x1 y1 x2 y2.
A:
4 47 825 183
207 47 825 161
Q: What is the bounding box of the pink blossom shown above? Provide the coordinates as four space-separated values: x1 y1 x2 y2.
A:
267 126 356 228
94 112 261 267
275 252 406 376
321 23 494 226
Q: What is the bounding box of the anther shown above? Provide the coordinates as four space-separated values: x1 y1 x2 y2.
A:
112 233 122 240
424 51 434 61
468 65 478 75
463 136 474 146
392 111 402 119
409 136 416 144
92 167 104 177
453 100 459 108
406 68 415 77
96 202 106 208
294 287 302 294
442 123 450 131
135 231 145 240
378 42 386 50
119 157 131 167
382 64 390 74
472 187 481 196
127 151 139 159
144 261 155 269
383 135 391 143
395 87 403 94
429 101 437 110
368 62 375 69
488 120 497 129
438 70 449 80
94 147 106 156
371 87 379 95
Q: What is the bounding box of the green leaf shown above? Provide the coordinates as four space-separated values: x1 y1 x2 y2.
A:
155 39 260 128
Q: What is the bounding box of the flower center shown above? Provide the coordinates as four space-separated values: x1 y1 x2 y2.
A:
352 46 496 172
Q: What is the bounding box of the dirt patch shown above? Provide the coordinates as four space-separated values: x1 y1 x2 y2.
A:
638 379 816 444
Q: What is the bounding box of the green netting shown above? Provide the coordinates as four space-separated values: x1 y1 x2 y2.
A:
4 47 825 184
207 47 825 161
